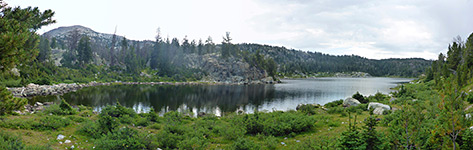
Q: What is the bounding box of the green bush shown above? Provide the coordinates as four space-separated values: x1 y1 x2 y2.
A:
237 111 316 136
324 100 343 108
296 104 319 115
146 108 159 122
156 125 187 149
95 127 150 150
218 123 246 140
35 115 71 130
101 104 137 119
461 129 473 150
177 128 209 150
135 117 150 127
0 131 24 149
97 113 119 134
230 137 261 150
148 123 161 130
327 107 345 114
0 117 35 130
467 93 473 104
0 86 27 115
369 92 387 102
77 120 101 138
67 115 86 123
264 136 278 150
0 116 71 131
353 92 368 103
43 99 76 115
32 78 51 85
163 111 182 124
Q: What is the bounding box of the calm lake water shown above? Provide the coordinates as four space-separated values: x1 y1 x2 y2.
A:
33 77 412 116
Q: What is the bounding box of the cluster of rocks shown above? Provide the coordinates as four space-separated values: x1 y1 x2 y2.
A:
6 82 109 98
343 97 391 115
7 79 279 99
14 101 54 115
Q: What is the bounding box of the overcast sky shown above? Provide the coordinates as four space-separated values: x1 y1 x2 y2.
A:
5 0 473 60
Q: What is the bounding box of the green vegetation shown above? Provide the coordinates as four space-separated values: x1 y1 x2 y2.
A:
2 0 473 149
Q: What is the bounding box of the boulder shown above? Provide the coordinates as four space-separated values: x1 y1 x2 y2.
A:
368 102 391 115
343 98 361 107
373 108 385 115
57 134 65 140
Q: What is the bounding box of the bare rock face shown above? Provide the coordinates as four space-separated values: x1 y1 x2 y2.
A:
188 54 271 84
343 98 361 107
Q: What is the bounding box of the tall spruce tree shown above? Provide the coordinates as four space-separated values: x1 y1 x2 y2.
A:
37 37 51 62
77 36 92 67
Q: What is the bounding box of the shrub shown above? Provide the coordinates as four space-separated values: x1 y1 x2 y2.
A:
218 123 246 140
43 99 76 115
370 92 387 102
467 92 473 104
148 123 161 130
324 100 343 108
97 113 119 134
353 92 368 103
230 137 261 150
35 115 71 130
296 104 318 115
156 125 186 149
0 117 36 130
67 115 86 123
101 104 137 119
135 117 150 127
163 111 182 124
264 136 278 150
32 78 51 85
0 131 24 149
327 107 345 114
461 128 473 150
95 127 149 150
0 86 27 115
146 108 159 122
177 128 209 150
237 111 316 136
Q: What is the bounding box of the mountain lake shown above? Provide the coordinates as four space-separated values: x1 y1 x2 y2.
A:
31 77 412 116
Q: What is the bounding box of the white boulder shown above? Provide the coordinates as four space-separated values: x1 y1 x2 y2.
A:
368 102 391 115
343 98 361 107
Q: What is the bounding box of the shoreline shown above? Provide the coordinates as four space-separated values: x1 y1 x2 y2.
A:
7 80 277 98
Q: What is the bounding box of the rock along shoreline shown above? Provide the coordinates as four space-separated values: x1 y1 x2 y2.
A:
7 80 278 98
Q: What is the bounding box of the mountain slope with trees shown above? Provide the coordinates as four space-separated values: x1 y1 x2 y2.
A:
35 25 431 84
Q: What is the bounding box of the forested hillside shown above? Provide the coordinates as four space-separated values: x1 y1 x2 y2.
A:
1 23 431 87
38 25 430 82
239 44 431 77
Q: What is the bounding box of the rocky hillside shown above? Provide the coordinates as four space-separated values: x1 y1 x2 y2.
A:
41 25 431 83
42 25 272 84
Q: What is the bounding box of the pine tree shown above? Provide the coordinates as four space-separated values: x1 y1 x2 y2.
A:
0 86 27 115
0 1 55 71
338 113 363 149
438 77 468 150
50 37 57 49
362 109 383 150
221 32 234 58
77 36 92 67
37 37 51 62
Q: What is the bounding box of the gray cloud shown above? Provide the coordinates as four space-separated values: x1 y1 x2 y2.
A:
248 0 473 59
